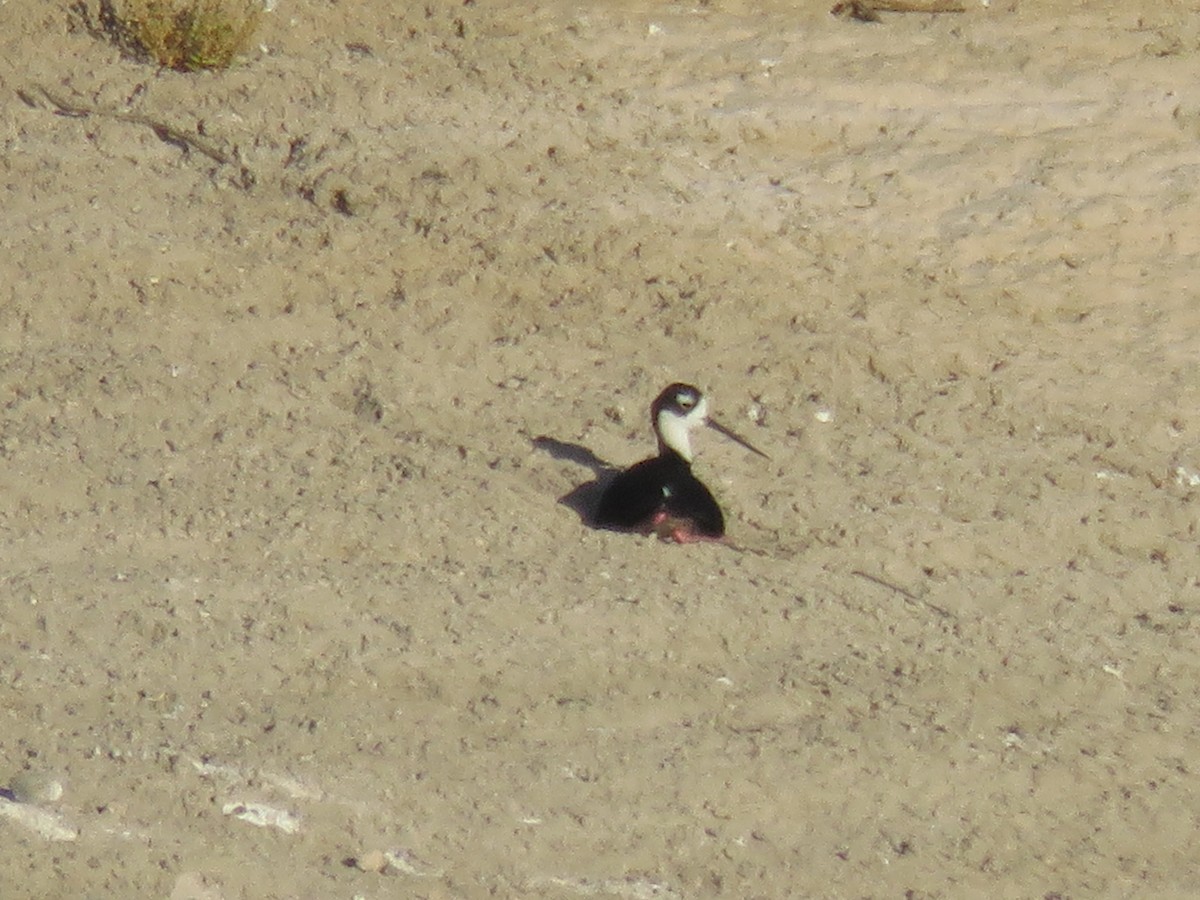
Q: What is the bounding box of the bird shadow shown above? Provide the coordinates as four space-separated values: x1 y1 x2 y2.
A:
530 435 621 529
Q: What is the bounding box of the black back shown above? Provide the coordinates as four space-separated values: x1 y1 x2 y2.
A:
593 450 725 538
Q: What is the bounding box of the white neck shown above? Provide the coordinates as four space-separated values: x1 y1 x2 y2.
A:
656 397 707 463
658 412 694 462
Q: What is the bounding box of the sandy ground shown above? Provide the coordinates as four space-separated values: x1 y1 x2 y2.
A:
2 0 1200 896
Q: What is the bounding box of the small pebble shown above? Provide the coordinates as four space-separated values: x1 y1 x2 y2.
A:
356 849 388 873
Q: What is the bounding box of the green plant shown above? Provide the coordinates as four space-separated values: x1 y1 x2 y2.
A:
118 0 262 71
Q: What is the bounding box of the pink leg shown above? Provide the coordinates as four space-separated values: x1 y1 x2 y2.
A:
670 527 727 545
647 511 728 545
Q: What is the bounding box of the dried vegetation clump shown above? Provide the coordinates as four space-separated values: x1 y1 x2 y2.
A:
114 0 262 71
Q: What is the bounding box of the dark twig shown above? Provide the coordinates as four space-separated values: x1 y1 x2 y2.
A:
24 85 254 187
832 0 968 22
851 569 954 619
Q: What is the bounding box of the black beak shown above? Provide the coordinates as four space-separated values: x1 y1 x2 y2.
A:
706 417 770 459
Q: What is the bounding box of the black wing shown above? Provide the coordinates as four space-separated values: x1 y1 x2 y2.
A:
593 455 725 538
662 471 725 537
593 457 671 531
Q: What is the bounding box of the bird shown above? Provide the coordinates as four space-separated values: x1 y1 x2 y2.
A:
592 382 768 543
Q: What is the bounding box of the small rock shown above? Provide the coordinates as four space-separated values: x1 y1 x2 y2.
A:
356 849 388 873
8 773 64 804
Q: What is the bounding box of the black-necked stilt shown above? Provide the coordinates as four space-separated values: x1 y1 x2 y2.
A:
593 383 768 543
